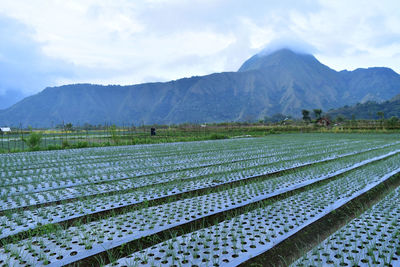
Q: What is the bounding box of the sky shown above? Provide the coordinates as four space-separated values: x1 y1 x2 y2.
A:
0 0 399 108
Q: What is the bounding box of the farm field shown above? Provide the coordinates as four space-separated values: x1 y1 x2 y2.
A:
0 133 400 266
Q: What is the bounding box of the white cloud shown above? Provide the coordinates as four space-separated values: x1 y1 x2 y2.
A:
0 0 399 101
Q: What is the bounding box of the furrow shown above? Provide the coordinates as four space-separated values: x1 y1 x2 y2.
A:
1 151 399 266
1 141 391 213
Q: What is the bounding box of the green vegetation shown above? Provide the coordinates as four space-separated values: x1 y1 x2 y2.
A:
327 94 400 120
302 109 311 122
313 109 322 120
110 125 121 145
23 131 42 151
1 134 400 266
1 119 400 153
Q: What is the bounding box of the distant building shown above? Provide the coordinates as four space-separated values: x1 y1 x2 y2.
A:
0 127 11 134
316 118 331 126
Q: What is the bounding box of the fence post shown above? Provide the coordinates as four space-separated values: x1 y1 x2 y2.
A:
7 132 10 152
44 129 47 148
21 124 24 151
13 129 17 152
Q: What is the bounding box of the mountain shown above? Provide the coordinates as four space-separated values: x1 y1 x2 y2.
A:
1 49 400 127
327 94 400 120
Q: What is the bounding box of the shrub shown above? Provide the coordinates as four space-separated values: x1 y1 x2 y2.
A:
110 125 120 144
209 133 228 140
24 132 42 151
62 140 70 149
73 141 89 148
47 145 61 150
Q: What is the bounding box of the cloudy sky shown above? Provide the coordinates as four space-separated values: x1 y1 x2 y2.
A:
0 0 399 108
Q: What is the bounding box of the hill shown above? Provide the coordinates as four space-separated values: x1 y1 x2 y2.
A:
1 49 400 127
327 94 400 120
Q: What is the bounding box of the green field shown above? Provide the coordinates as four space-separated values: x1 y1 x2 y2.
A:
1 121 400 154
0 133 400 266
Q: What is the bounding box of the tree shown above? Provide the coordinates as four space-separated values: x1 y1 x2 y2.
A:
65 123 73 132
110 125 120 144
24 132 42 151
386 116 399 127
377 111 385 120
302 109 311 122
313 109 322 120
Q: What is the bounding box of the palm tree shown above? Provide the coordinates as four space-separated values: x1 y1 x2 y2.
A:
302 109 311 122
313 109 322 120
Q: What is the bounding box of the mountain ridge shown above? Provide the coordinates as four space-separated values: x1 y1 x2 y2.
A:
1 49 399 127
327 93 400 120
